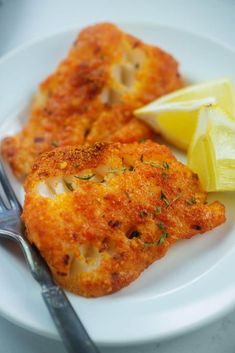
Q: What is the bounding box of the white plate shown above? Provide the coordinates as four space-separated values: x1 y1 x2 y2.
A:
0 23 235 347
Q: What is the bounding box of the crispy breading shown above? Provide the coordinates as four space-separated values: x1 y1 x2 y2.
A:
23 141 225 297
2 23 183 180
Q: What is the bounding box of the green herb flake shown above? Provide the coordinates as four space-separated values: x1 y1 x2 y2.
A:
140 210 148 218
172 193 182 203
73 163 80 168
149 161 161 168
158 232 168 245
138 137 146 143
162 172 168 180
64 180 74 191
74 174 95 181
160 191 170 206
163 161 170 169
107 167 127 174
186 197 197 205
158 222 165 231
51 140 59 147
142 160 161 168
144 242 154 248
153 206 161 217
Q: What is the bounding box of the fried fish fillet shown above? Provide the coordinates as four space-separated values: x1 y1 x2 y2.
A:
2 23 183 180
23 141 225 297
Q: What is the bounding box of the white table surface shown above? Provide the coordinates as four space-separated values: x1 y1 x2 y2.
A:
0 0 235 352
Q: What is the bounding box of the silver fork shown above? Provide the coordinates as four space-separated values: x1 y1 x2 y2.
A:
0 161 100 353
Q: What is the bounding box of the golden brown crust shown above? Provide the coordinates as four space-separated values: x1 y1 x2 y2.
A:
23 141 225 297
2 22 183 179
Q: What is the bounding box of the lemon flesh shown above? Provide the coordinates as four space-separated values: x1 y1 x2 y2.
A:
135 78 235 151
188 106 235 192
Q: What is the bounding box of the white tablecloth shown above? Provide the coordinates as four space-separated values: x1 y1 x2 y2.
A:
0 1 235 352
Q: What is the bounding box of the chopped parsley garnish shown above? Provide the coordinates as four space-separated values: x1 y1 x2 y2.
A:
153 206 161 217
140 210 148 218
148 161 161 168
158 222 165 231
144 232 169 247
64 180 74 191
144 161 160 168
160 191 170 206
74 174 95 180
162 172 168 179
144 242 154 248
73 163 80 168
108 220 120 228
138 137 146 143
158 232 168 245
163 161 170 169
172 194 182 203
124 191 131 199
107 167 127 174
186 197 197 205
51 140 59 147
140 155 160 168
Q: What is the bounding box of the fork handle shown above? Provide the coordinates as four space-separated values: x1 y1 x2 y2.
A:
4 229 100 353
42 285 100 353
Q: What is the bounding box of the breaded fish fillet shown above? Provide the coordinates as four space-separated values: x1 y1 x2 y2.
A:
2 23 183 180
23 141 225 297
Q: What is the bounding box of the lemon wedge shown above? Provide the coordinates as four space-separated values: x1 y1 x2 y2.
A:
188 105 235 192
135 78 235 150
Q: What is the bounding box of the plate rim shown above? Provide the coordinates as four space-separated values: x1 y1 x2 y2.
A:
1 21 235 67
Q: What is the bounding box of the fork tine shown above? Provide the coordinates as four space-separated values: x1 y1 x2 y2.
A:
0 194 7 210
0 161 21 210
